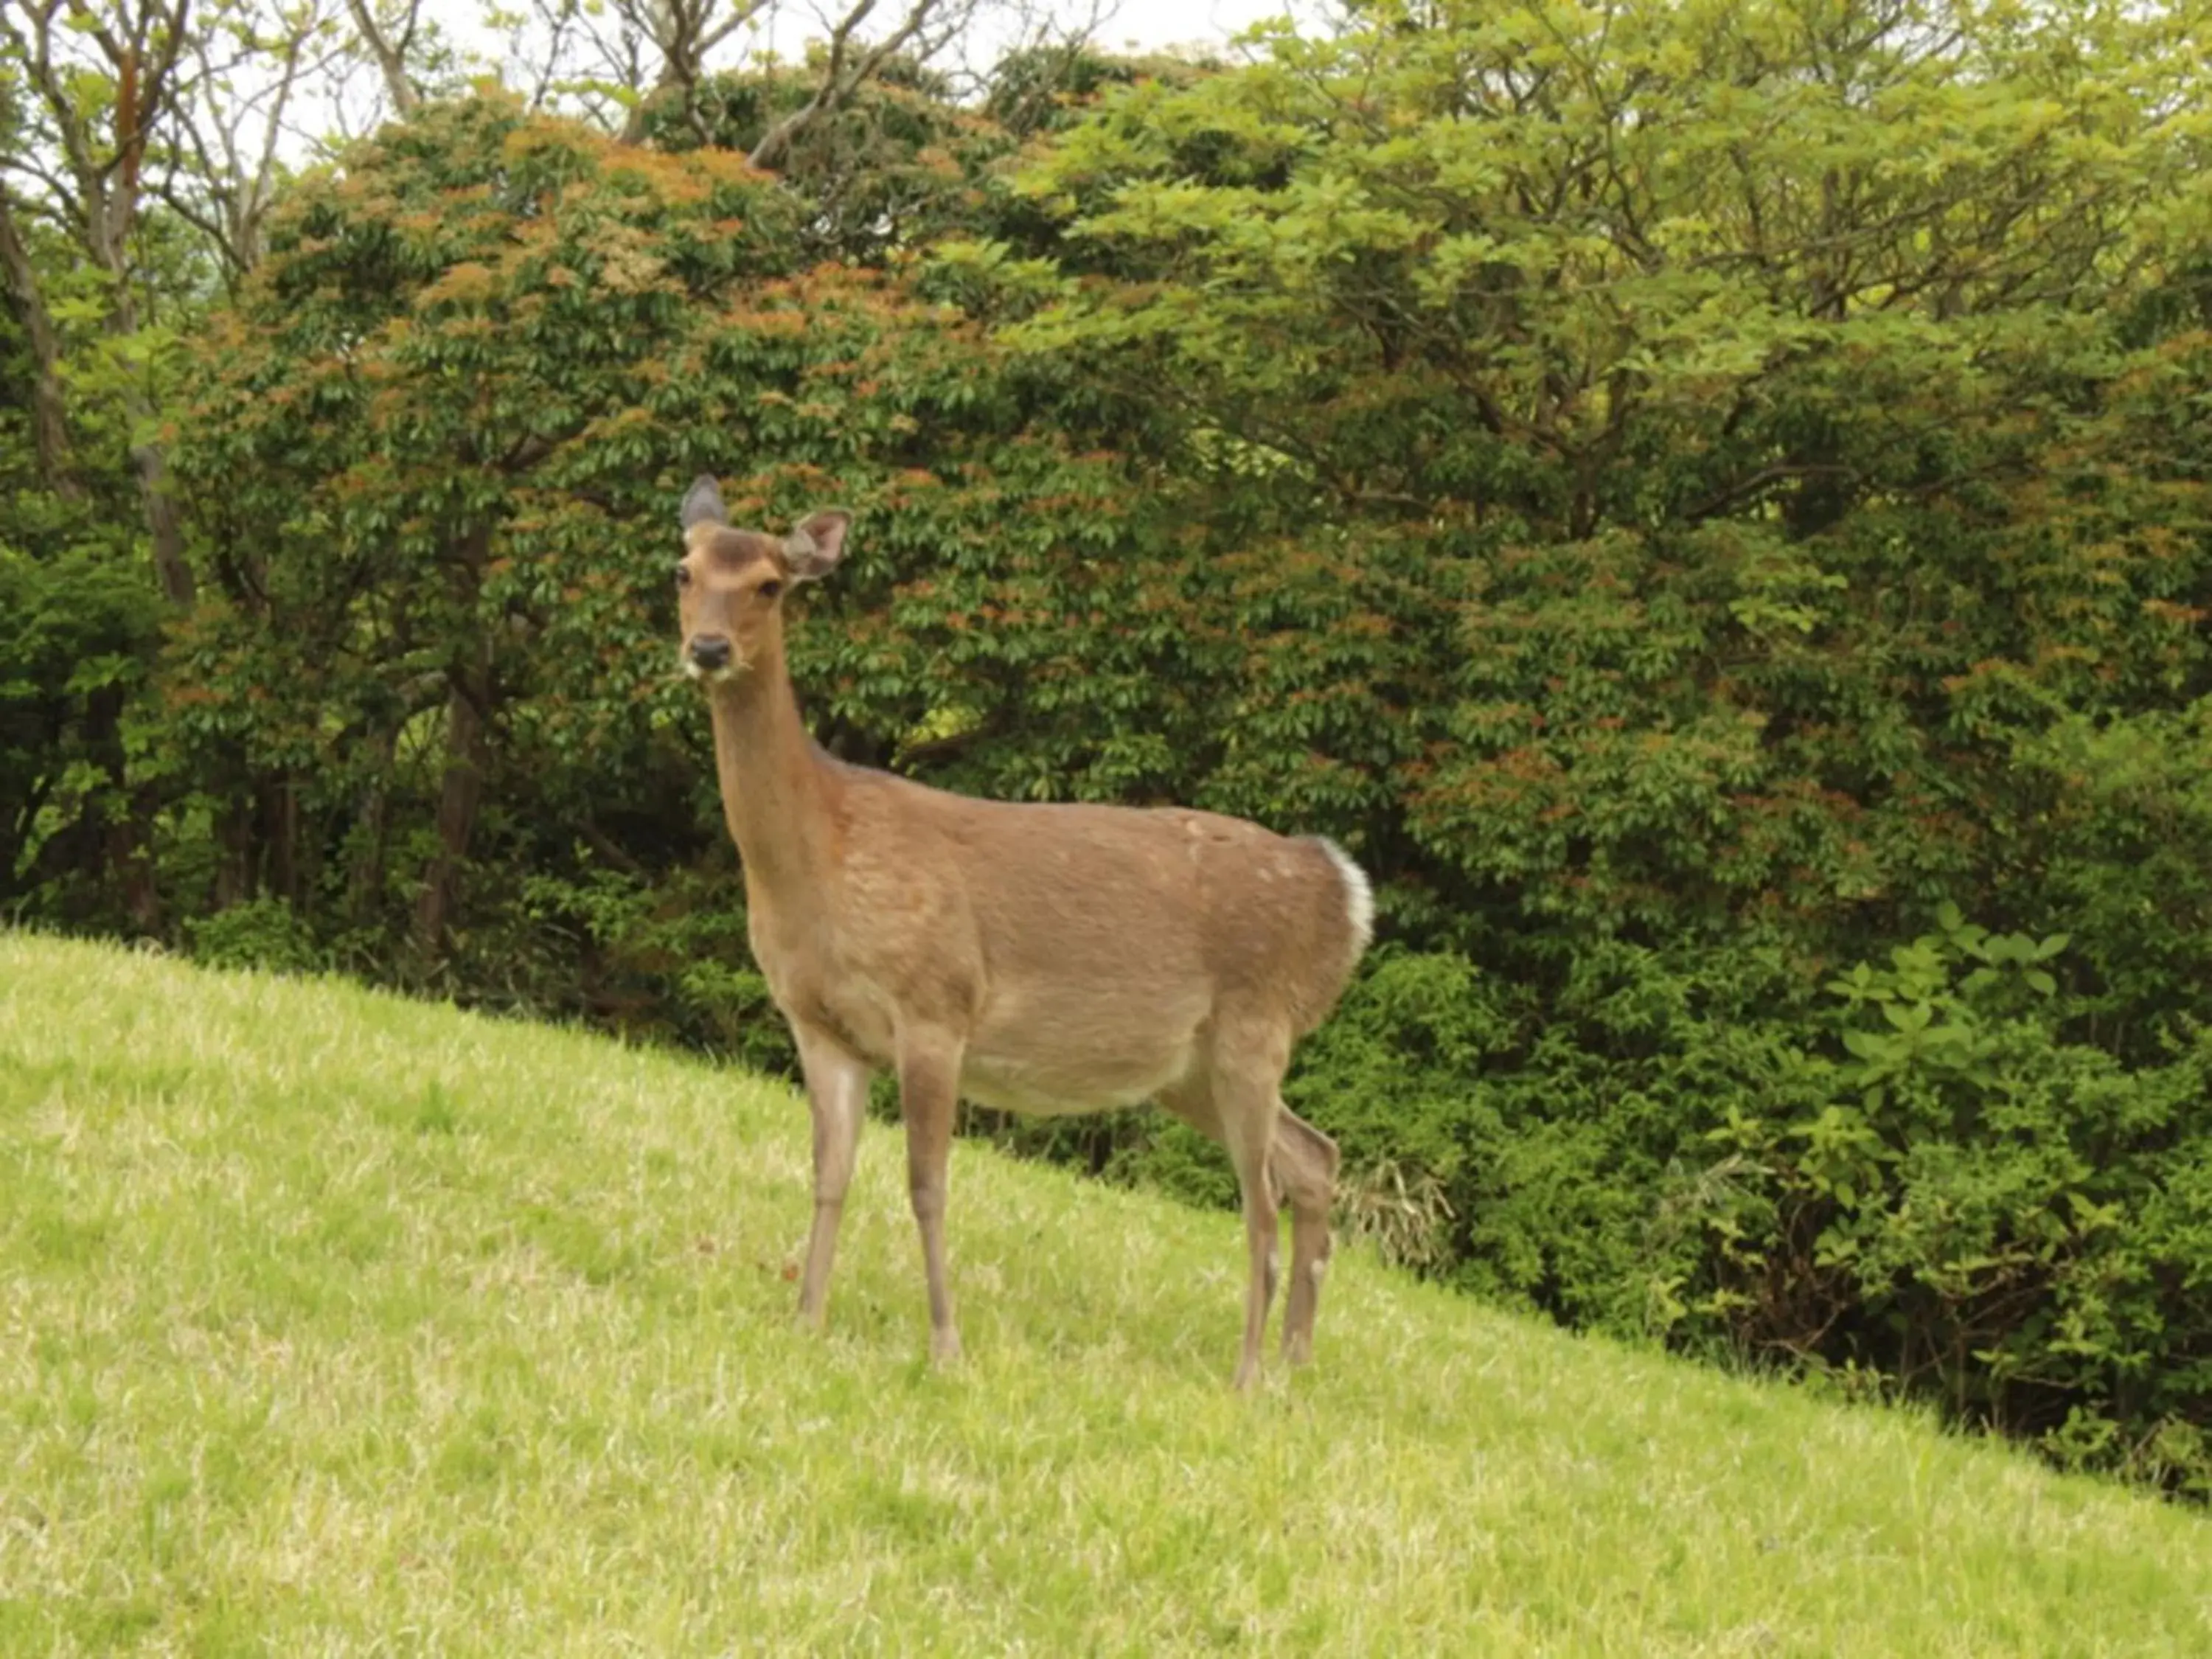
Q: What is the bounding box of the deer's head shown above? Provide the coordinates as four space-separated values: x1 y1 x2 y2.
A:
675 476 850 684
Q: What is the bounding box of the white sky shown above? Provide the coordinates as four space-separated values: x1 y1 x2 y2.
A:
437 0 1329 99
1077 0 1298 52
745 0 1318 60
258 0 1340 167
945 0 1335 84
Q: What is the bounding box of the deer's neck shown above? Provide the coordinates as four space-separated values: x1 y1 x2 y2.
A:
706 640 838 905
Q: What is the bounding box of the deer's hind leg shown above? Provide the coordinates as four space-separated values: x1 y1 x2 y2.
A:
1164 1020 1293 1391
1273 1108 1339 1366
896 1023 965 1366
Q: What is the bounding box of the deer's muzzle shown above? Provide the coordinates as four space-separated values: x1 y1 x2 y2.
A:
686 635 734 677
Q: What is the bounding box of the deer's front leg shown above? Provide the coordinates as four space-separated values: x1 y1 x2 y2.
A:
793 1022 869 1330
896 1026 964 1366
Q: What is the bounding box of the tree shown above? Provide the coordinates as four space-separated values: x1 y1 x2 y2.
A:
1 0 200 605
921 0 2212 1484
342 0 422 114
484 0 1001 161
945 0 2212 946
160 0 349 283
740 0 984 167
0 97 161 923
0 164 77 498
165 90 1175 981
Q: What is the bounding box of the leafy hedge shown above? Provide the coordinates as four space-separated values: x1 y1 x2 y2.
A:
1242 919 2212 1494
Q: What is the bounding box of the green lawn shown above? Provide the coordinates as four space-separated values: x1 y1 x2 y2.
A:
1 931 2205 1655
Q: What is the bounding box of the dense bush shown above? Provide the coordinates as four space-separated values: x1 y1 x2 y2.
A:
1277 921 2212 1492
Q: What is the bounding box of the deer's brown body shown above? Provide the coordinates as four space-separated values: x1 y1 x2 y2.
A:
677 479 1370 1387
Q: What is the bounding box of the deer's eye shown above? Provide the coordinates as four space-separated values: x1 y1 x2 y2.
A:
673 563 692 588
757 579 784 602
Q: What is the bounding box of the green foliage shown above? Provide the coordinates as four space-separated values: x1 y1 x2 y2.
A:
0 243 164 925
641 55 1007 263
182 894 323 973
1700 914 2212 1495
1202 915 2212 1496
161 88 1191 1028
0 536 156 919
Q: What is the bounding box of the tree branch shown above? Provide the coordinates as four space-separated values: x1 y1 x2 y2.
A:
748 0 961 171
1681 462 1860 525
344 0 420 114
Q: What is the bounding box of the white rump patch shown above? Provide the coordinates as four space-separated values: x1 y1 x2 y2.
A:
1318 838 1374 956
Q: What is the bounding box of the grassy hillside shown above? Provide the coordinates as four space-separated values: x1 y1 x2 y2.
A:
1 933 2205 1656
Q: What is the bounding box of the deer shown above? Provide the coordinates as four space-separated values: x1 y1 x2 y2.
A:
673 476 1373 1389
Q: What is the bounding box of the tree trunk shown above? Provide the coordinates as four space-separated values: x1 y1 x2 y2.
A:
106 815 160 928
621 68 686 143
345 0 422 116
214 790 257 911
86 238 198 607
0 189 82 501
348 730 397 925
412 648 493 961
120 380 196 607
267 773 301 906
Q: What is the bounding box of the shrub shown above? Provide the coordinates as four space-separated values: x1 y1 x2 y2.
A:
1237 915 2212 1497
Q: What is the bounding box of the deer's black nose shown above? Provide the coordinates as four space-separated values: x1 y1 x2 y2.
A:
689 635 732 670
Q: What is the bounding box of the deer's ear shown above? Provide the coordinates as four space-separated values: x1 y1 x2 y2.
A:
681 475 728 531
783 509 851 582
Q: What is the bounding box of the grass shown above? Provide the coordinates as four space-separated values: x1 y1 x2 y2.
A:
1 931 2207 1656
